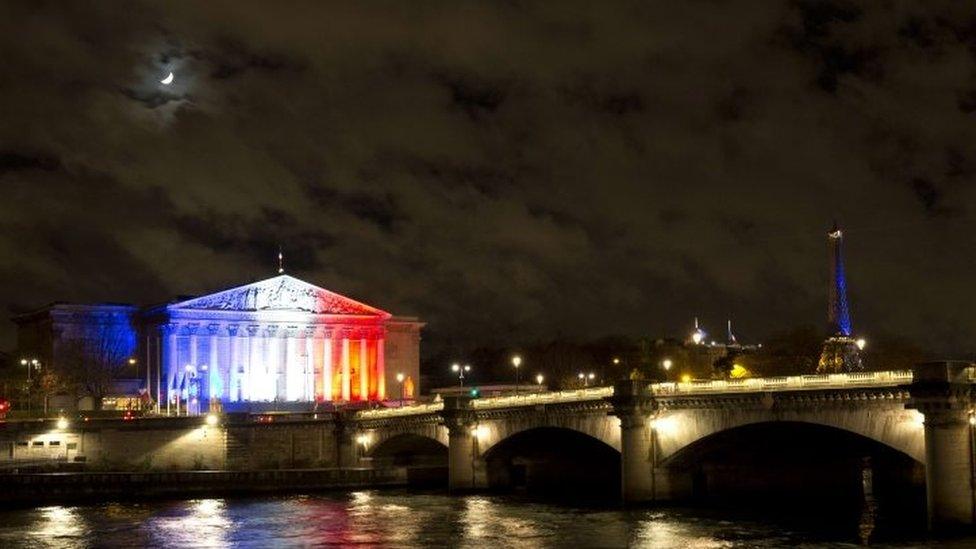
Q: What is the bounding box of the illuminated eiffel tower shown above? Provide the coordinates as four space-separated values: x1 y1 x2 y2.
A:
816 222 863 373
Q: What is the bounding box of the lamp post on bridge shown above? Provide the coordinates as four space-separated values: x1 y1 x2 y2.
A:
396 372 405 407
451 363 471 387
578 371 595 388
512 355 522 396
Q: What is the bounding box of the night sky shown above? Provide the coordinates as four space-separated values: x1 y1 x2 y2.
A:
2 2 975 357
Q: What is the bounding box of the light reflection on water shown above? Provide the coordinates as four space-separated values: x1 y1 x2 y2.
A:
0 491 971 548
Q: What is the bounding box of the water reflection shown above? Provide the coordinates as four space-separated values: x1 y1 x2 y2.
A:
31 506 85 548
145 498 230 548
0 491 970 548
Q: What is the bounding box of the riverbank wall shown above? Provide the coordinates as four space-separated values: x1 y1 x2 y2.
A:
0 413 356 471
0 467 422 506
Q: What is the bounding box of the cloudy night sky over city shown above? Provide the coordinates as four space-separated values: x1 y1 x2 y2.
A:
2 1 976 356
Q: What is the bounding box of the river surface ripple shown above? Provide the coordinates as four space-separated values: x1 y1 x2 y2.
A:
0 490 973 548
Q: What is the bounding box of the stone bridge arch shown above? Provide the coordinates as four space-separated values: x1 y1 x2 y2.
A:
654 402 925 466
473 403 621 457
357 414 448 458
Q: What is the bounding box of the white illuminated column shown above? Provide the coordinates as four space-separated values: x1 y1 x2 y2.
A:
269 333 282 401
229 328 239 402
245 328 257 401
341 337 351 401
322 332 333 401
304 331 314 401
285 332 299 400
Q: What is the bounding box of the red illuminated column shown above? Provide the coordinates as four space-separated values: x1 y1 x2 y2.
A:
341 336 351 401
377 337 386 400
359 336 368 400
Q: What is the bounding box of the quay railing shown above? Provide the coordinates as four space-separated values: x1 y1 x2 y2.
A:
356 370 916 418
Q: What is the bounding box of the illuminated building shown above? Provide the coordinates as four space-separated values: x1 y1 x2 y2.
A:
14 274 423 412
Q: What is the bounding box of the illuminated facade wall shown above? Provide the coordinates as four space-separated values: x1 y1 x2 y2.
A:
13 303 140 387
14 275 423 412
145 275 423 411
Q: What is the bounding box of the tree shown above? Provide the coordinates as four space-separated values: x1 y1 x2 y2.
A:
58 324 135 410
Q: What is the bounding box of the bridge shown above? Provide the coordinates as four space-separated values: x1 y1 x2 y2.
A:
351 363 975 531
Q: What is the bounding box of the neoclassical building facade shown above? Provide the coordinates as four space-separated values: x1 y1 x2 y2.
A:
15 274 423 412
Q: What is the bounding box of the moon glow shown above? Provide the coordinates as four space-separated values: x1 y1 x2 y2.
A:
160 72 174 85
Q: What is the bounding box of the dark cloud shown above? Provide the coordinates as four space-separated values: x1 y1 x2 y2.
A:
2 0 976 361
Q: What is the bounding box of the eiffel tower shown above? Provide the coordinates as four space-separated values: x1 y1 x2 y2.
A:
816 222 863 373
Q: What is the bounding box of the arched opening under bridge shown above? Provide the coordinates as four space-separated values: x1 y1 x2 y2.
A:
484 427 620 500
662 421 926 536
369 434 448 487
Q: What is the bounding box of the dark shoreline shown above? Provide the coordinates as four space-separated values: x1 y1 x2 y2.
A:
0 467 448 508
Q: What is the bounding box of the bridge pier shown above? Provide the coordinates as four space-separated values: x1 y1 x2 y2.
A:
609 380 659 503
442 395 481 492
909 361 976 532
333 412 359 468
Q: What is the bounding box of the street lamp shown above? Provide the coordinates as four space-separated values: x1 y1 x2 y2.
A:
512 355 522 395
396 372 405 407
578 372 595 388
535 373 544 388
451 363 471 387
612 357 620 366
20 358 40 416
661 358 673 371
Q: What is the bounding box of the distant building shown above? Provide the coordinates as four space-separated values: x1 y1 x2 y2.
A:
13 274 423 413
646 318 760 381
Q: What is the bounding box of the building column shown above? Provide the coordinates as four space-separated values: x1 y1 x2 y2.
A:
266 326 280 401
341 335 351 401
608 379 658 504
321 330 333 401
442 395 480 491
377 337 386 401
245 326 258 401
228 325 239 403
909 361 976 532
303 328 313 402
208 325 219 405
359 336 369 401
284 330 298 401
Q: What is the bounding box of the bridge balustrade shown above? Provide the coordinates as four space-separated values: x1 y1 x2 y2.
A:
356 371 916 420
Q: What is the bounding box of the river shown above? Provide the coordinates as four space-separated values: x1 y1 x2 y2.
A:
0 490 973 548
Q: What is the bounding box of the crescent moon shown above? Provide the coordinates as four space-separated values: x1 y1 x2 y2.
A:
160 72 174 85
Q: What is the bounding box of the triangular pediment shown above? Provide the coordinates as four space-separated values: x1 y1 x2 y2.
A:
169 275 391 317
